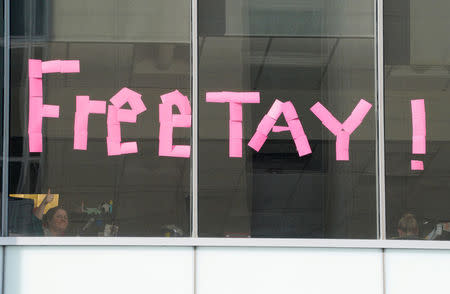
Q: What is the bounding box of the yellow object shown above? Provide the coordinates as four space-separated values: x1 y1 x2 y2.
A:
9 194 59 213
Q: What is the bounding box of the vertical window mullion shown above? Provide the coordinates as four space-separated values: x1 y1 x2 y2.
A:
191 0 199 238
376 0 386 240
2 0 10 237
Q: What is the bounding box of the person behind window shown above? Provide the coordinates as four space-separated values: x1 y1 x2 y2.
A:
42 207 69 236
32 189 54 222
29 190 54 236
32 190 69 236
397 213 419 239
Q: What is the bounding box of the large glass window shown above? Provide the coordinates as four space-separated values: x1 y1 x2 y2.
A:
198 0 377 238
8 0 191 236
10 0 450 242
385 0 450 240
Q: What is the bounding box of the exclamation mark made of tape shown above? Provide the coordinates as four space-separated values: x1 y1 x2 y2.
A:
411 99 426 170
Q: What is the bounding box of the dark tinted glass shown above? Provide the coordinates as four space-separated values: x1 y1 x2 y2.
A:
385 0 450 240
9 0 191 236
199 0 377 238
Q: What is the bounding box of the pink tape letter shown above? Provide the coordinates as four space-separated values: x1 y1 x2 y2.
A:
74 96 106 150
411 99 426 154
410 99 426 170
248 100 312 156
28 59 80 152
310 99 372 161
106 88 146 156
159 90 191 158
411 160 424 171
206 91 260 157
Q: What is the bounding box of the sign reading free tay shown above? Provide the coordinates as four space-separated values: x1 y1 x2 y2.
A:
27 59 425 169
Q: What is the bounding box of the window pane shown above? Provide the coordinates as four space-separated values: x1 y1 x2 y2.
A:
385 0 450 240
8 0 191 236
199 0 377 238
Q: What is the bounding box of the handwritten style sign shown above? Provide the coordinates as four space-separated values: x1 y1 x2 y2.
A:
74 96 106 150
27 59 387 165
107 87 147 156
206 92 260 157
28 59 80 152
410 99 426 170
248 99 312 157
310 99 372 161
159 90 192 158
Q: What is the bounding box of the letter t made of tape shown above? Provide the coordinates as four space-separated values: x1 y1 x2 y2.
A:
205 91 260 157
28 59 80 152
310 99 372 161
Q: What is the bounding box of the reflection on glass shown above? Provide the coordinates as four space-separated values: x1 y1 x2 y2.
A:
8 0 191 236
199 0 376 238
385 0 450 240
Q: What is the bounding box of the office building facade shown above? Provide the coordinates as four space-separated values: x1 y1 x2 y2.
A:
0 0 450 293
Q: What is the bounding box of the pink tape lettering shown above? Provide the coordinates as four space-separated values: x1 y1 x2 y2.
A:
106 88 146 156
28 59 80 152
206 91 260 157
248 100 312 157
410 99 426 170
159 90 191 158
310 99 372 161
74 96 106 150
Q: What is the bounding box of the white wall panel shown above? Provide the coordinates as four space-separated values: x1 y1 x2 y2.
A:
197 247 383 294
0 246 3 291
4 246 193 294
385 249 450 294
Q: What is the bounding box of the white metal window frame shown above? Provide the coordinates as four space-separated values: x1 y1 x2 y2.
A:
1 238 450 250
2 0 448 250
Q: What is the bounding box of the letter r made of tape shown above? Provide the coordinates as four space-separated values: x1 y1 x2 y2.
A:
248 99 312 157
74 96 106 150
106 87 147 156
159 90 192 158
28 59 80 152
205 91 260 157
310 99 372 161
